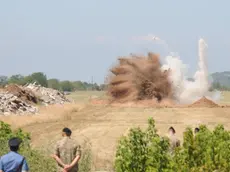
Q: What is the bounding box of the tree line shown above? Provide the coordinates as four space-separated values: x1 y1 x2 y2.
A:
0 72 106 91
1 72 229 92
210 82 230 91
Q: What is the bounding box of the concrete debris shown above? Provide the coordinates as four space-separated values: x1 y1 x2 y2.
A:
0 83 70 115
24 82 70 106
0 92 38 115
5 84 38 104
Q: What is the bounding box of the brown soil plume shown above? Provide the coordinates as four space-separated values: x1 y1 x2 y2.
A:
107 52 173 102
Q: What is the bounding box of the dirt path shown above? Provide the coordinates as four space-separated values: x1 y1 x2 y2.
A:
18 105 230 170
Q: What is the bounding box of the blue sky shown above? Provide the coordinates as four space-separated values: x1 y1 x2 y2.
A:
0 1 230 84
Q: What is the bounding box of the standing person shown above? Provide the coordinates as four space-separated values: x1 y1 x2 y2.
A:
0 137 29 172
168 126 180 154
52 128 81 172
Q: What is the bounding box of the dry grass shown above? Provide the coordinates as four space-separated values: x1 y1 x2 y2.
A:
0 103 86 128
67 91 106 103
220 91 230 104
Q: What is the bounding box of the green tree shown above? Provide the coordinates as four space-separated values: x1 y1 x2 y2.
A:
115 118 174 172
0 76 8 87
27 72 48 87
60 80 74 92
8 74 26 85
99 84 107 91
72 81 86 91
211 82 230 91
93 83 100 91
24 75 34 84
174 125 230 171
48 79 60 90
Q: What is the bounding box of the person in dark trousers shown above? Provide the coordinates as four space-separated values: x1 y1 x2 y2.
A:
0 137 29 172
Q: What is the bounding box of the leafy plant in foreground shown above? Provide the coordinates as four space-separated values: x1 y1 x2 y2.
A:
0 121 92 172
115 118 174 172
0 121 56 172
115 118 230 172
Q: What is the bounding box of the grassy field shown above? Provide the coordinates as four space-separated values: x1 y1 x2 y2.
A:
67 90 230 104
1 91 230 171
67 91 106 103
220 91 230 104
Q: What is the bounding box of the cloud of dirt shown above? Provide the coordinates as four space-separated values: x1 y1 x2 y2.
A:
107 38 220 105
107 52 173 102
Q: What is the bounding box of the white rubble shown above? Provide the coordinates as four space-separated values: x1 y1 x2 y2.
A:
24 82 70 106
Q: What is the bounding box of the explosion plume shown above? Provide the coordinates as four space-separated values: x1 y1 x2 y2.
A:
107 38 220 105
107 53 173 102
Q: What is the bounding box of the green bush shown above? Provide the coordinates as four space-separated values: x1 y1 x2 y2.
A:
115 118 175 172
115 118 230 172
174 125 230 171
0 121 92 172
0 121 56 172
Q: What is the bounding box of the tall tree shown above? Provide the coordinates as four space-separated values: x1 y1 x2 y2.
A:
60 81 73 92
48 79 60 90
0 76 8 87
8 74 26 85
26 72 48 87
71 81 86 91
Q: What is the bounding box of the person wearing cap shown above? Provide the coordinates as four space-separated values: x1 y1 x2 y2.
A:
52 127 81 172
168 126 180 154
0 137 29 172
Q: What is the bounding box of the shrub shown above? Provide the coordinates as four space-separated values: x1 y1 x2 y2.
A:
0 121 92 172
174 125 230 171
0 121 56 172
115 118 175 172
115 118 230 172
78 142 92 172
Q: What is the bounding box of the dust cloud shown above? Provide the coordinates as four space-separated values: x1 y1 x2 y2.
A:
107 53 173 102
162 38 220 104
107 38 220 104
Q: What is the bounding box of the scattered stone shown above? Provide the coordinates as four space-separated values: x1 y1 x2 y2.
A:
5 84 38 104
24 82 70 106
0 83 70 115
0 92 38 115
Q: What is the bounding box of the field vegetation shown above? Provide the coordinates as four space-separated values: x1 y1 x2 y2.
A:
1 91 230 171
0 121 92 172
115 118 230 172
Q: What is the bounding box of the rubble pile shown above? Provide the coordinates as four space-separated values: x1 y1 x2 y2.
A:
5 84 38 104
0 92 38 115
0 83 70 115
24 83 70 105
